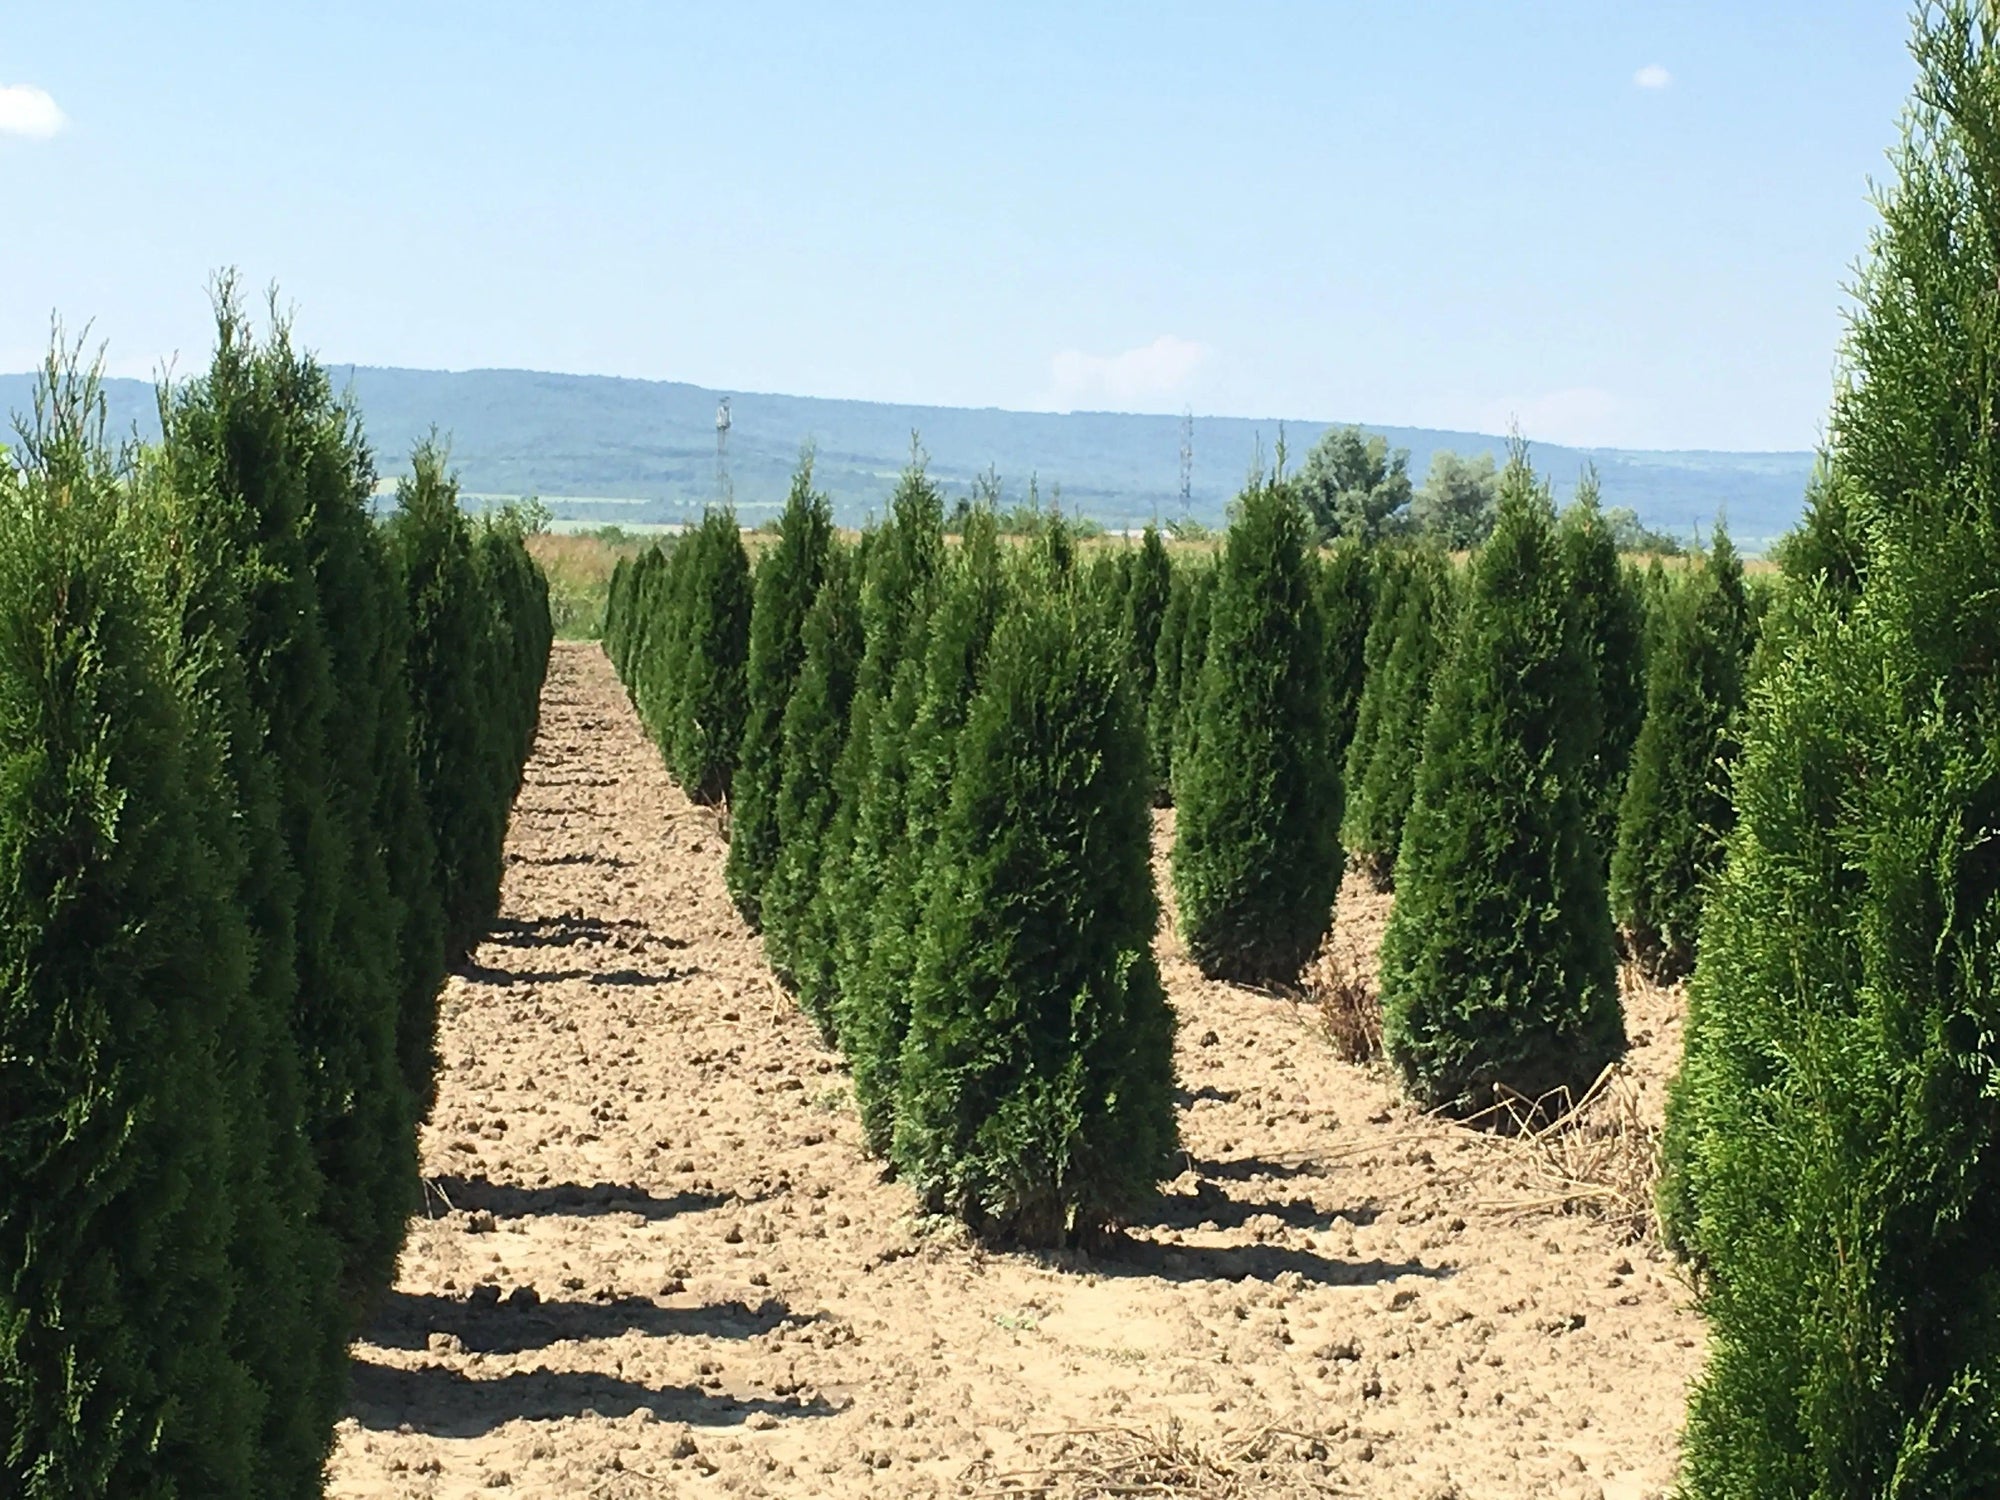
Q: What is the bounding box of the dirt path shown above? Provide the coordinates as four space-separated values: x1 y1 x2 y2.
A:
328 640 1702 1500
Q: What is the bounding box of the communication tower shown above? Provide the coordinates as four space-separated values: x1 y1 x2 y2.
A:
715 396 734 507
1179 406 1194 522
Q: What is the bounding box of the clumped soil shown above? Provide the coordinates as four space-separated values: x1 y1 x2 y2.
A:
329 641 1701 1499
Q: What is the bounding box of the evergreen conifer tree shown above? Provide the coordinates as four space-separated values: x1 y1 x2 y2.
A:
1121 523 1172 706
390 440 502 963
727 456 833 924
1342 547 1455 887
668 508 752 804
843 509 1009 1149
893 587 1177 1245
1665 8 2000 1487
1147 565 1194 801
1608 530 1748 981
1318 540 1375 770
1379 449 1624 1112
1559 470 1649 867
1171 477 1342 983
799 458 944 1026
0 356 261 1497
761 544 863 1021
1168 564 1216 803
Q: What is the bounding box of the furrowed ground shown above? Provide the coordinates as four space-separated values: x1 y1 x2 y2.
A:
329 641 1701 1500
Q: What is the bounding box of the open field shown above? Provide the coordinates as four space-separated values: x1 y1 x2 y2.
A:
329 641 1699 1500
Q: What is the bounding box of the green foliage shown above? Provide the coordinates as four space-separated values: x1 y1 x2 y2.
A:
1559 470 1650 867
1609 532 1749 982
1297 425 1413 542
1341 547 1456 887
1171 476 1342 984
1317 541 1375 770
1120 524 1172 706
665 509 752 804
1379 450 1624 1114
843 512 1012 1150
1604 505 1684 556
893 586 1177 1246
727 456 833 925
801 457 945 1028
760 545 864 1023
391 439 504 962
1146 562 1196 801
0 361 263 1497
1667 8 2000 1489
1168 565 1217 803
1410 449 1499 548
0 306 547 1498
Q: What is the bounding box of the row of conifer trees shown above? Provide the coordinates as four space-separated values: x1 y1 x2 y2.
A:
0 291 551 1499
608 464 1177 1246
605 438 1753 1234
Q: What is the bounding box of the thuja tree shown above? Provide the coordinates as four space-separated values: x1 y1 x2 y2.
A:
844 509 1010 1150
135 402 348 1493
0 358 262 1496
667 507 752 804
1379 448 1623 1113
1318 540 1375 770
1343 547 1455 887
1667 7 2000 1489
164 294 411 1304
761 542 864 1020
727 455 833 924
1167 563 1217 803
1559 469 1649 867
1172 475 1342 984
1608 530 1749 981
1147 564 1195 800
801 456 944 1027
1121 523 1172 708
390 439 502 963
893 585 1177 1246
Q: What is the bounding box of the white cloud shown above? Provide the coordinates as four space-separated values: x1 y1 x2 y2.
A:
1633 64 1672 90
1042 334 1210 411
0 84 65 139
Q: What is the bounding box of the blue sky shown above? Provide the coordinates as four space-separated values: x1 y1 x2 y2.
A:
3 3 1914 451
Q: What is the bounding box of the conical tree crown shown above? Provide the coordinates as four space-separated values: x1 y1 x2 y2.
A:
1147 564 1196 800
1558 469 1649 867
762 544 864 1021
1171 476 1342 984
842 510 1013 1149
1318 540 1375 771
1121 524 1172 706
1379 449 1624 1113
0 359 261 1495
1608 530 1749 981
727 456 833 925
668 508 752 804
893 584 1177 1247
1342 546 1456 887
1666 7 2000 1489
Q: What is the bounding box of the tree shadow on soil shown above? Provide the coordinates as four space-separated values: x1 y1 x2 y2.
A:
1145 1189 1380 1235
457 958 697 988
421 1175 728 1222
364 1291 813 1356
1095 1235 1446 1289
508 850 633 868
345 1359 836 1437
482 914 690 952
1185 1154 1322 1183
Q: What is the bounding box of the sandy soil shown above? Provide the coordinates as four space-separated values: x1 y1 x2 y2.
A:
327 640 1703 1499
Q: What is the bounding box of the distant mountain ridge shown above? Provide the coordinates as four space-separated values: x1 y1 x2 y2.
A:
0 365 1816 548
